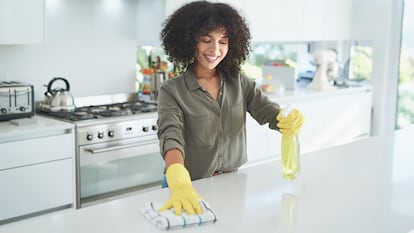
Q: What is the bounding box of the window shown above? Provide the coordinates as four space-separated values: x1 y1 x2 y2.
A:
397 0 414 129
349 43 373 81
241 43 300 81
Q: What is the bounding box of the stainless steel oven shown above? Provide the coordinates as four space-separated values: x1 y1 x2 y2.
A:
75 114 164 208
37 93 164 208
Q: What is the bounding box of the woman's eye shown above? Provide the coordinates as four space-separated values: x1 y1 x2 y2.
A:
200 37 211 43
219 40 228 45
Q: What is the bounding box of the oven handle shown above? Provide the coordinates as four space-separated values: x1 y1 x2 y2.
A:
85 139 158 154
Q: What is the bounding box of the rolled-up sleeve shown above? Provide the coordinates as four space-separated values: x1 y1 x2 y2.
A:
241 73 281 130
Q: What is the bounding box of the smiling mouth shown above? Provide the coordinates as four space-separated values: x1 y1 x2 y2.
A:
205 55 220 62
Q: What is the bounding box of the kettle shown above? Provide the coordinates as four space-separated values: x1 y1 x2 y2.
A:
42 77 75 112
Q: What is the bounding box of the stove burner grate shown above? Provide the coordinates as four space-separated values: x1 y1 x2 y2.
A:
69 111 97 121
39 100 157 121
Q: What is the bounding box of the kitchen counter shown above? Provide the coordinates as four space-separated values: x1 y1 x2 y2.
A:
0 115 74 143
1 134 413 233
263 85 372 103
0 116 75 221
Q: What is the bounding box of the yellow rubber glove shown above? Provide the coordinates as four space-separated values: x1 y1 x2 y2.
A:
276 108 304 135
159 163 203 215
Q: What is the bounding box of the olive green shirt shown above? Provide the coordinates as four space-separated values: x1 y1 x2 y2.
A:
157 70 281 180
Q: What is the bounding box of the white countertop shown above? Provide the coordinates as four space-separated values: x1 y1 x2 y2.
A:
0 115 74 143
264 85 372 102
1 135 413 233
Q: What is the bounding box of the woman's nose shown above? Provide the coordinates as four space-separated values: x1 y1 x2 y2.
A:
209 42 220 52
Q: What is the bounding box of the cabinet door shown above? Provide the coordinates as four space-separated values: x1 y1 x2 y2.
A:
244 0 351 42
301 0 351 41
246 114 269 162
293 90 372 153
0 159 73 221
322 0 351 40
0 133 74 170
166 0 351 42
245 0 304 42
165 0 246 17
246 89 372 166
0 130 75 221
0 0 46 44
246 113 283 163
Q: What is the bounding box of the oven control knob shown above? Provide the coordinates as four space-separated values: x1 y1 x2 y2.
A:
152 125 158 131
98 132 104 139
142 126 149 132
0 108 7 114
108 130 115 137
19 106 26 112
86 133 93 141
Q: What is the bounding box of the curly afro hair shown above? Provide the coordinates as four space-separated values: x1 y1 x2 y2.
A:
160 1 251 78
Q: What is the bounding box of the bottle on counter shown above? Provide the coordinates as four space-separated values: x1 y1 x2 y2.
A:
280 105 300 180
141 68 154 96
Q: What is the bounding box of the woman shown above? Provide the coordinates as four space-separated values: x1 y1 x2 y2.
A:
157 1 303 215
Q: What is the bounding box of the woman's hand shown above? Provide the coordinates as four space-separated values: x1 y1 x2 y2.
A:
159 163 203 215
276 109 304 135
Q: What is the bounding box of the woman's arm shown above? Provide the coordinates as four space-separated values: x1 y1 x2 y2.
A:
164 149 184 168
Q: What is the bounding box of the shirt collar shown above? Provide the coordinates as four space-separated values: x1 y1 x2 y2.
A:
184 70 201 91
184 69 225 92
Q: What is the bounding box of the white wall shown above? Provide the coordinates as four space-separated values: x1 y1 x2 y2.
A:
0 0 138 101
136 0 165 46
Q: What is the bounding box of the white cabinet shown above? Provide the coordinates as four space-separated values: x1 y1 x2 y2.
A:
246 115 271 163
244 0 351 42
0 0 46 44
244 0 304 42
291 89 372 153
0 117 75 222
301 0 351 41
246 113 281 164
0 159 73 221
166 0 351 42
165 0 246 16
246 87 372 164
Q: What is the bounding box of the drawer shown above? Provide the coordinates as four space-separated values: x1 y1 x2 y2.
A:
0 158 73 221
0 133 74 170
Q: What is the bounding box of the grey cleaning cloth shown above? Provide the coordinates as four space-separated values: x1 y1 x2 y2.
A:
141 201 218 230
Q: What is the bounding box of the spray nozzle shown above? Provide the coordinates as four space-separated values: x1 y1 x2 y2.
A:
282 104 293 118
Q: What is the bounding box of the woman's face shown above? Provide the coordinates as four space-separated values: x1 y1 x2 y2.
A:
194 27 229 71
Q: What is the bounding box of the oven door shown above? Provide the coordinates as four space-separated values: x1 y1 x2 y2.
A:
78 134 164 206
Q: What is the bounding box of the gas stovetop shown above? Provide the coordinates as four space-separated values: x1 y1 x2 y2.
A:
37 93 158 124
41 101 157 121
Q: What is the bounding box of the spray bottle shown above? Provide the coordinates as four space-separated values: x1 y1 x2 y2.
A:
281 105 300 180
